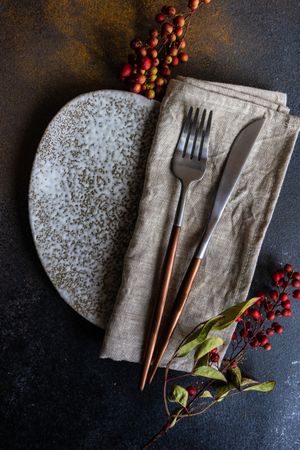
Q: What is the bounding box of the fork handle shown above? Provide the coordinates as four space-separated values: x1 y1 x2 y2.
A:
138 224 181 391
147 257 202 384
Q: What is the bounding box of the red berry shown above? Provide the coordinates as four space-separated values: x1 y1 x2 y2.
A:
149 37 158 48
282 309 292 317
292 280 300 287
249 309 261 320
187 386 197 396
211 348 218 354
138 47 148 57
281 299 291 309
264 343 272 351
272 321 280 328
140 57 152 70
230 360 238 368
135 74 146 84
162 22 173 35
152 58 160 67
279 293 289 302
169 46 178 56
168 33 176 43
284 264 293 273
293 272 300 280
275 310 281 316
149 28 159 37
130 38 143 50
243 309 249 316
235 316 242 323
179 52 189 62
250 338 260 348
156 77 165 87
293 290 300 299
161 66 171 76
210 353 220 363
174 15 185 27
149 49 158 58
120 63 132 78
179 39 186 49
175 26 184 37
231 332 237 341
166 5 176 16
274 325 284 334
145 89 155 99
272 271 284 283
267 311 275 321
130 83 141 94
164 55 172 65
258 335 269 346
269 290 279 301
171 56 179 66
188 0 200 11
266 328 275 336
156 13 166 23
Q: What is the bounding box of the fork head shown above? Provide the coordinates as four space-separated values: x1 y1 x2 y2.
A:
172 107 213 187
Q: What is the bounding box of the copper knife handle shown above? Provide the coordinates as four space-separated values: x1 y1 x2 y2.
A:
138 225 181 391
147 257 202 384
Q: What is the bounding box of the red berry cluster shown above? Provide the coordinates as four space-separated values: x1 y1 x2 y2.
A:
119 1 212 100
209 347 220 364
232 264 299 352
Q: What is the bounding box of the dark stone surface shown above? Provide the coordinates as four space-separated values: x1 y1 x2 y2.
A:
0 1 299 449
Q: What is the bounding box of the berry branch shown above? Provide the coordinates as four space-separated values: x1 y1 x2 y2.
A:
142 263 300 449
119 1 212 100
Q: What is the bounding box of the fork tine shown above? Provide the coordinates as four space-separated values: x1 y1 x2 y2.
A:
176 107 193 154
193 109 206 161
184 108 200 158
200 110 213 160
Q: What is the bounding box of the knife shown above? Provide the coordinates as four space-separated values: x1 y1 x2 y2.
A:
147 117 265 383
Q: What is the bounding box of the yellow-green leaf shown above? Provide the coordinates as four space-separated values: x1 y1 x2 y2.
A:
169 385 188 407
169 408 183 428
193 366 227 383
200 390 213 398
227 367 242 390
244 381 276 393
211 298 259 331
176 316 222 358
241 377 257 386
216 384 235 401
194 336 224 362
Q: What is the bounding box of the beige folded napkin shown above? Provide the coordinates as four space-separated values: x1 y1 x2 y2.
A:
100 77 300 371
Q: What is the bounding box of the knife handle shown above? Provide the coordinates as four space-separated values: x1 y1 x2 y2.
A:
139 225 181 391
147 257 202 384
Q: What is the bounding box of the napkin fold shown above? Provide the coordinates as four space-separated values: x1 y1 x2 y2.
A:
100 77 300 371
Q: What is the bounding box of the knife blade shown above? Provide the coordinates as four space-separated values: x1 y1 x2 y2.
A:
195 117 265 259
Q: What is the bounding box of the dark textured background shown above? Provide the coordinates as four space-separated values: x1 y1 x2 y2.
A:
1 1 300 449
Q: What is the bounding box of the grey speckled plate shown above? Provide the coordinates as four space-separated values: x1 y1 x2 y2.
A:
29 90 159 328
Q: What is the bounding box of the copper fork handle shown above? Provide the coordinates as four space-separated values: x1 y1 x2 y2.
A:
138 225 181 391
147 257 202 384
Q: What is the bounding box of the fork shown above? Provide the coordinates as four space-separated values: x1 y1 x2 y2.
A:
139 107 213 391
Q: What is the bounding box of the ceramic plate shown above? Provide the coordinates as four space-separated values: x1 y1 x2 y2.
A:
29 90 159 328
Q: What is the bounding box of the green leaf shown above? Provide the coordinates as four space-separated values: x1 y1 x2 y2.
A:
193 366 227 383
200 390 213 398
194 337 224 362
241 377 258 386
169 385 188 407
227 367 242 390
169 408 183 428
211 297 259 331
176 316 222 358
216 383 235 401
195 353 209 368
244 381 276 393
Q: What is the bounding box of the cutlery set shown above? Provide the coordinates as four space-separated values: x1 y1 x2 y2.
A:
139 107 265 390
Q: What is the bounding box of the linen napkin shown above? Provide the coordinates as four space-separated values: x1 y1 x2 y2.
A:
100 77 300 371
